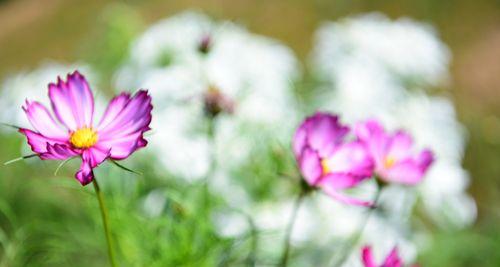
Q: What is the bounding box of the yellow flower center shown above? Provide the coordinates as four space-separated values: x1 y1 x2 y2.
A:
69 127 98 149
321 158 331 174
384 156 396 169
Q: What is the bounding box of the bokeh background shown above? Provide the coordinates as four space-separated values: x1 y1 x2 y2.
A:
0 0 499 266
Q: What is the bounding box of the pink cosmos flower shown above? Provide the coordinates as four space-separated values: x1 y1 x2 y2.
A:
362 245 404 267
355 120 434 185
19 71 152 185
293 112 374 206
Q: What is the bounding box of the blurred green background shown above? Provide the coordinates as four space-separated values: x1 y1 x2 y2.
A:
0 0 499 266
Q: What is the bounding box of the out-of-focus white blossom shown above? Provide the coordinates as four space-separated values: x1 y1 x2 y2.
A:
115 11 300 181
312 13 451 88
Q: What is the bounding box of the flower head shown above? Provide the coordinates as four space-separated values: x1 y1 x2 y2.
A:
19 71 152 185
355 120 434 185
362 245 406 267
293 112 374 206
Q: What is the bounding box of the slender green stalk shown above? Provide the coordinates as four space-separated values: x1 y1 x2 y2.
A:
331 184 383 267
203 117 217 208
92 178 117 267
246 215 258 267
279 189 306 267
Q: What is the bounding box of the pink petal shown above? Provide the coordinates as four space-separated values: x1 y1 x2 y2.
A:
97 90 152 139
22 101 68 140
361 246 376 267
322 187 374 207
48 71 94 130
383 159 424 185
322 141 374 177
383 247 403 267
44 143 79 160
97 93 130 130
18 128 64 155
75 149 110 185
95 90 151 160
319 173 368 190
355 120 390 168
95 131 146 160
292 123 307 159
302 112 349 158
387 131 413 160
298 146 323 186
382 150 433 185
417 149 434 171
76 158 93 185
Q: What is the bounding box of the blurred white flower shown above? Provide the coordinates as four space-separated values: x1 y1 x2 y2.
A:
0 62 97 129
115 11 300 181
312 13 450 88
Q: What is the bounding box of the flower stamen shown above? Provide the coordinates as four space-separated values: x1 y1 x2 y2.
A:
321 158 331 174
70 127 98 149
384 156 396 169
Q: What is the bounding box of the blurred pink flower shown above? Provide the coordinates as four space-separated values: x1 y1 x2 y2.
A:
362 245 405 267
293 112 374 206
19 71 152 185
355 120 434 185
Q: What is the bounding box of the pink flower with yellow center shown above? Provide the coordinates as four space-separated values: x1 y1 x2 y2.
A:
293 112 374 206
362 245 407 267
19 71 152 185
355 120 434 185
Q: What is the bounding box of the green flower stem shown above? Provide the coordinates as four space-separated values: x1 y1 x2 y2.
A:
331 183 383 267
279 189 306 267
92 178 117 267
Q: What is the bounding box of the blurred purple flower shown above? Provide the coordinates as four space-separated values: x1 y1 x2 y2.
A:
355 120 434 185
19 71 152 185
293 112 374 206
362 245 406 267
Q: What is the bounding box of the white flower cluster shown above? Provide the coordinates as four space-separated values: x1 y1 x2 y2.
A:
115 11 301 182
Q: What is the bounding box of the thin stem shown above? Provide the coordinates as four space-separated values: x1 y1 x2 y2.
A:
246 215 258 267
331 184 383 267
203 117 217 208
279 189 306 267
92 178 117 267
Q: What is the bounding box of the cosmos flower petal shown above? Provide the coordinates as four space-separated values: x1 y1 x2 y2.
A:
95 132 146 160
387 131 413 159
44 143 78 160
417 149 434 171
319 173 368 190
22 101 68 140
48 71 94 130
292 122 308 159
355 119 389 164
75 149 110 185
75 158 94 185
322 186 373 207
97 93 131 131
323 141 374 176
383 247 403 267
18 128 64 155
298 146 323 185
361 246 376 267
305 113 350 158
97 90 152 139
384 160 425 185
